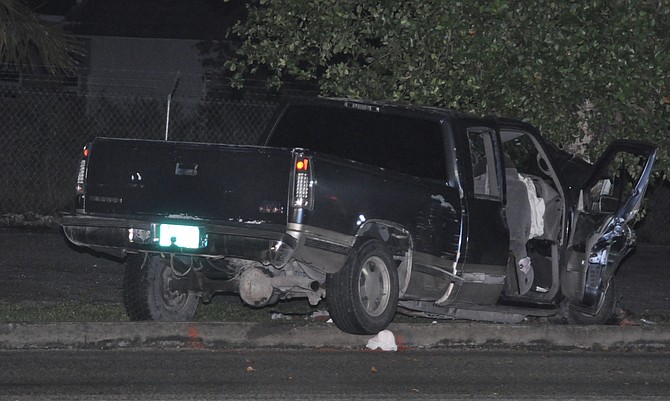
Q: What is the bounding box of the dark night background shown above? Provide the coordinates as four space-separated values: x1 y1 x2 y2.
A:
32 0 246 39
8 0 670 245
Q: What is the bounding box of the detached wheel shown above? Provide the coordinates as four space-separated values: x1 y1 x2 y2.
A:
123 254 199 321
326 240 399 335
568 278 618 325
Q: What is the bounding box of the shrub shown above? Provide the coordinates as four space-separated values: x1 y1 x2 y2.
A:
227 0 670 176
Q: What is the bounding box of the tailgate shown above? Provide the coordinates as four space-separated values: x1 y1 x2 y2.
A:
83 138 292 225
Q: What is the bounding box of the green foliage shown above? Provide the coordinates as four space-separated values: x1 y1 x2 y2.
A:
228 0 670 177
0 0 82 74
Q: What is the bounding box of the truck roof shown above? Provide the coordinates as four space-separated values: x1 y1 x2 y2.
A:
270 96 588 183
284 96 487 123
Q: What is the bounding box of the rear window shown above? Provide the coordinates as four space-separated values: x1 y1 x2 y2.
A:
268 104 446 180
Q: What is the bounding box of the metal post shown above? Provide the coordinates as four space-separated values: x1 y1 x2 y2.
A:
165 71 181 141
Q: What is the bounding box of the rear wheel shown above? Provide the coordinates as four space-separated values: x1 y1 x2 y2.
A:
123 254 199 321
326 241 399 335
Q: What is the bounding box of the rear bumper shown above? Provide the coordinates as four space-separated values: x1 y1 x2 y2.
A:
61 213 297 267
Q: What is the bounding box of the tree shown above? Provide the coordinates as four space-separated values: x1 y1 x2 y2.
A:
225 1 670 178
0 0 80 74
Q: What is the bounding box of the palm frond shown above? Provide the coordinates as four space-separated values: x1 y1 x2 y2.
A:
0 0 82 75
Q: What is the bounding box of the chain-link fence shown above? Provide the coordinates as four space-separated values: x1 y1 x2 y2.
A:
3 84 670 244
0 87 281 215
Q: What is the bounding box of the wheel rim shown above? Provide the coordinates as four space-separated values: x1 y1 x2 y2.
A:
159 265 190 311
357 255 391 317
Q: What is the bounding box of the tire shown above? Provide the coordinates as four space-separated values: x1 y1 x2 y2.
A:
567 278 618 325
326 240 399 335
123 254 199 321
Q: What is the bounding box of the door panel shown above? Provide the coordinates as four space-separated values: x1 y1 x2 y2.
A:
566 140 657 311
444 126 508 306
462 127 509 268
581 140 658 225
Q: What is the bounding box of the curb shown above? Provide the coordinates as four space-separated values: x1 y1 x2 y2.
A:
1 321 669 351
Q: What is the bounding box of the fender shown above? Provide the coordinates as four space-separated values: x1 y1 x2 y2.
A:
355 220 413 296
572 218 634 314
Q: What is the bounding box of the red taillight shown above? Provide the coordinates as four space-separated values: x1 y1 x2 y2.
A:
76 144 90 196
296 158 309 171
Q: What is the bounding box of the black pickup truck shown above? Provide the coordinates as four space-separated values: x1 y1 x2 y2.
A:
62 97 657 334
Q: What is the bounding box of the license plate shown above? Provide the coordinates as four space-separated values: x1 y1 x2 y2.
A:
158 224 201 249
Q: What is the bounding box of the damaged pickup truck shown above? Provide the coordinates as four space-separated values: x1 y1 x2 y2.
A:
62 97 657 334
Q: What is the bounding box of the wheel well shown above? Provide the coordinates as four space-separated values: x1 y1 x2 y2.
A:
353 221 412 295
353 221 412 259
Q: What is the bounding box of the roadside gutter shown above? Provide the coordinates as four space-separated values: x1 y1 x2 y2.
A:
1 321 668 351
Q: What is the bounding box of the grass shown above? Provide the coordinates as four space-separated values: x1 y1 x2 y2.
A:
0 213 60 229
0 298 325 323
0 302 128 323
3 300 666 326
0 297 426 324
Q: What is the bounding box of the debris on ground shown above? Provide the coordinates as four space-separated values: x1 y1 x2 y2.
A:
270 313 292 321
366 329 397 351
268 309 330 322
310 310 330 321
616 308 639 326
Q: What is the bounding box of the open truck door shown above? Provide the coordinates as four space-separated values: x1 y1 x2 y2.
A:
565 140 657 323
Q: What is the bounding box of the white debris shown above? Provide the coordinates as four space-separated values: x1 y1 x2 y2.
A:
366 330 397 352
310 310 330 320
270 313 292 321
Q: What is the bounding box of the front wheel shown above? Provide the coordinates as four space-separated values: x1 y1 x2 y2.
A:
123 254 199 321
567 278 618 325
326 241 399 335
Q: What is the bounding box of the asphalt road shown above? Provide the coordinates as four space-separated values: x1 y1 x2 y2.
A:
1 348 669 400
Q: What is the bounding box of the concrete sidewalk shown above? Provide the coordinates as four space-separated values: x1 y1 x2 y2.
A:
1 321 669 351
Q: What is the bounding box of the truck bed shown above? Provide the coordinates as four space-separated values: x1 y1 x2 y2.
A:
83 138 292 226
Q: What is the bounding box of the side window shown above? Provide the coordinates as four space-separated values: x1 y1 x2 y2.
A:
381 123 446 181
585 152 646 214
269 105 446 180
468 128 501 200
501 132 551 180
